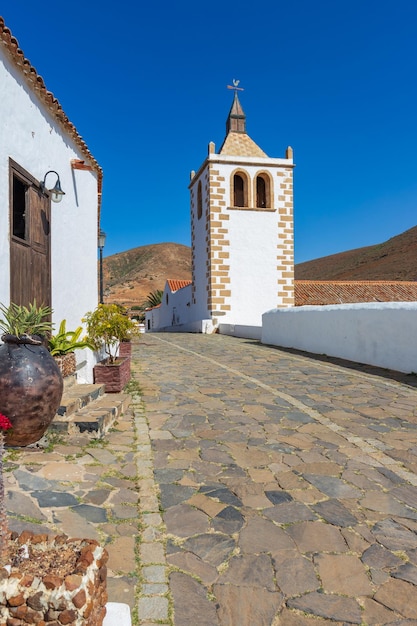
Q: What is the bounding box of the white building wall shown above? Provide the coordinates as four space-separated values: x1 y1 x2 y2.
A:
205 155 294 328
0 47 99 381
0 49 98 324
145 306 161 332
190 165 211 320
158 285 193 329
228 208 278 326
262 302 417 374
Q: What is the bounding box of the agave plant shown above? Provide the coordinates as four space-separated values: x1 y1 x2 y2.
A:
48 320 94 356
0 301 53 340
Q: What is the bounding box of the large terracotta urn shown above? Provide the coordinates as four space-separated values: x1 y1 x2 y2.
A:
0 334 63 446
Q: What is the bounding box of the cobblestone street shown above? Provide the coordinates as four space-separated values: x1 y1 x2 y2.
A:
134 333 417 625
5 333 417 625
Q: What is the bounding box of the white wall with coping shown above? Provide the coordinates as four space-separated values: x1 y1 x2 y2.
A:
0 47 100 382
262 302 417 374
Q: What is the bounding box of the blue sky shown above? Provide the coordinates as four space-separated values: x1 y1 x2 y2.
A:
2 1 417 263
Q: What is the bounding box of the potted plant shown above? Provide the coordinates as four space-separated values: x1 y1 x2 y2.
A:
0 411 109 624
0 301 63 446
48 319 94 378
109 304 139 360
83 304 138 392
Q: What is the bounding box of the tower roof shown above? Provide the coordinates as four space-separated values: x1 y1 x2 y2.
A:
226 91 246 134
219 91 268 157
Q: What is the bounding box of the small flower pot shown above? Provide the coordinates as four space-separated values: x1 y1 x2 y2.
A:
93 357 131 393
0 532 108 625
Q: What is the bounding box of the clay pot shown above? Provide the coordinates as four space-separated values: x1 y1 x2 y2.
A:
0 335 63 446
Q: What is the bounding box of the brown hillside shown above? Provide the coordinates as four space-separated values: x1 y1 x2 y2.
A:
103 225 417 308
103 243 191 307
295 225 417 281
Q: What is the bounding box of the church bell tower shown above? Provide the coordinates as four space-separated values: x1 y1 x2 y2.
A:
189 85 294 333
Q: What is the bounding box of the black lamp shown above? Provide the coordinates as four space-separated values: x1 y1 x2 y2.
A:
40 171 65 203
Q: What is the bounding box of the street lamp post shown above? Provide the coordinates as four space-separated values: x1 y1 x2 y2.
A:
98 230 106 304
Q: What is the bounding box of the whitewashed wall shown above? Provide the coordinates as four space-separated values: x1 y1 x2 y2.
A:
145 306 160 332
189 166 211 321
0 48 99 381
158 284 193 329
262 302 417 374
219 324 261 340
228 208 279 326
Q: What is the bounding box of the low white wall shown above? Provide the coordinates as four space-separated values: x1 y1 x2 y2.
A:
219 324 262 340
151 319 216 334
262 302 417 374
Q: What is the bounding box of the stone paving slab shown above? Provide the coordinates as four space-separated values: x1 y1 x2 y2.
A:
132 333 417 626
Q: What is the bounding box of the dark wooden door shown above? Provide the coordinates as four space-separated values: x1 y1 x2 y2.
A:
9 160 51 307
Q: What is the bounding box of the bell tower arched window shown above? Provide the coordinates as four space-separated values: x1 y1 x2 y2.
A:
232 171 249 207
256 176 266 208
256 174 270 209
234 174 244 206
255 173 272 209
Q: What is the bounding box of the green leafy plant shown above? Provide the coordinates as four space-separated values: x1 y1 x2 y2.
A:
48 320 94 356
83 304 139 363
0 301 53 339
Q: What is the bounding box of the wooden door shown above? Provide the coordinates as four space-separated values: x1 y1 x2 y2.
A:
9 160 51 308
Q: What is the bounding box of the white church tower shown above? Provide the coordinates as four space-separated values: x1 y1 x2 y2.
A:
189 87 295 337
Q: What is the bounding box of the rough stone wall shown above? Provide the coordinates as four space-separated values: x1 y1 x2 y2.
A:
0 533 108 625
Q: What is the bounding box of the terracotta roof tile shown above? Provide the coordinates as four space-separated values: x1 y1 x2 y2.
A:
167 279 192 293
295 281 417 306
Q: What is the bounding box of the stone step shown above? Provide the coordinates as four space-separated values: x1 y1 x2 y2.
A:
57 383 106 418
50 384 131 438
62 373 78 389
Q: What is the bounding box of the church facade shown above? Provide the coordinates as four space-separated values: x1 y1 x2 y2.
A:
146 90 295 338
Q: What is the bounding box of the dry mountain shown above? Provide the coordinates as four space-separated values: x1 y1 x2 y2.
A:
103 243 191 307
103 226 417 307
295 225 417 281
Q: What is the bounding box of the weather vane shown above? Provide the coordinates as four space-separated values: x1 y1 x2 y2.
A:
227 79 244 93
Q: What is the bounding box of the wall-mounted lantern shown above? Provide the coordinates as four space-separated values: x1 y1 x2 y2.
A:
40 170 65 203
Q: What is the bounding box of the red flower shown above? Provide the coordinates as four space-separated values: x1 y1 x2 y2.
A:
0 414 12 431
